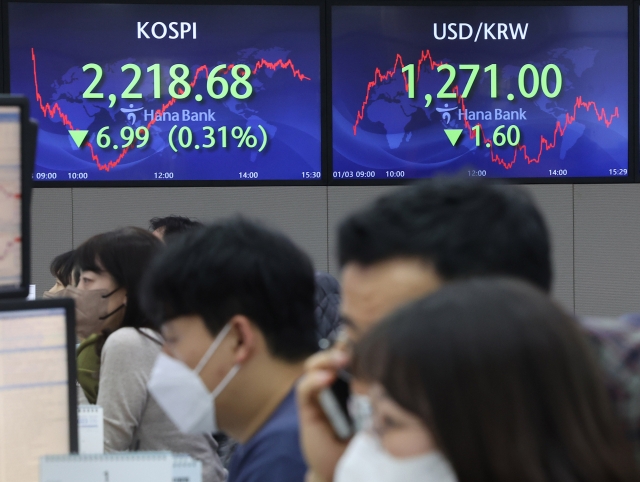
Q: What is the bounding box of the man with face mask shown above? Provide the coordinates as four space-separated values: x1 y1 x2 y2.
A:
141 218 318 482
297 178 553 482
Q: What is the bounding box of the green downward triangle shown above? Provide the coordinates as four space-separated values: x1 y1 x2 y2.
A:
444 129 463 146
69 130 89 148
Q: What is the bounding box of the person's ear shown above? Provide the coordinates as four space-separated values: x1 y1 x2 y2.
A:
229 315 257 364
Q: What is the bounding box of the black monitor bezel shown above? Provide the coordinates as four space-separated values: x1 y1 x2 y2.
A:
0 298 78 454
0 95 31 298
2 0 329 187
327 0 636 186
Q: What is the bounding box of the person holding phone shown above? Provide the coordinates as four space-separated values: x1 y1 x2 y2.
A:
348 278 637 482
297 178 554 482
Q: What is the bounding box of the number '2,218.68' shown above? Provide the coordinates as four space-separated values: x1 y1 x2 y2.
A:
82 63 253 101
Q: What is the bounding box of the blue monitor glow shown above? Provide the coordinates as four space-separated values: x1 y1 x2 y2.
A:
331 5 629 181
8 3 322 183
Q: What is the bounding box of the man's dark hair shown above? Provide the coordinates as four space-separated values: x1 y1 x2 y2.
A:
141 218 318 362
149 215 203 237
338 178 552 291
50 250 76 287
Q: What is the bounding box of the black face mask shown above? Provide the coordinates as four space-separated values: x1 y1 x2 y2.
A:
99 287 125 321
44 286 126 339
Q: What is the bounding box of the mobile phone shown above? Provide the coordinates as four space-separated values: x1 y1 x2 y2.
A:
318 371 354 440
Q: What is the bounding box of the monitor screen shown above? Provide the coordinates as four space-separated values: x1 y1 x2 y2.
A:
0 304 75 482
0 106 22 291
8 3 322 183
331 5 629 181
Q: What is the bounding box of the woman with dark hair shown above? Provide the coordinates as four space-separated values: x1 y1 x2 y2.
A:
346 278 638 482
74 227 224 482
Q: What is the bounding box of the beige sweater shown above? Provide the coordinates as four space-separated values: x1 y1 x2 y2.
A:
98 327 226 482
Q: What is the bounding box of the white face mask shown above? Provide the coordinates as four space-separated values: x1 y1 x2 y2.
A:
334 431 458 482
148 323 240 435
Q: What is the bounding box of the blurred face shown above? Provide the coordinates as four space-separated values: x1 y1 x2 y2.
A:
77 259 127 325
161 314 245 434
162 315 216 374
161 315 235 393
370 384 436 458
340 258 442 346
152 227 166 241
47 278 65 294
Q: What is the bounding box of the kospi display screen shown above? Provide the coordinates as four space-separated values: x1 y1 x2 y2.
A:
331 5 629 181
9 3 322 183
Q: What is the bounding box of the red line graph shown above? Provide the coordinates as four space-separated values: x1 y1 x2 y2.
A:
353 51 443 135
352 50 620 170
0 185 20 199
225 59 311 81
31 49 311 172
0 237 20 262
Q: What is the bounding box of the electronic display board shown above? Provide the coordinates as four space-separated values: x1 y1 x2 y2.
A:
331 5 630 181
0 301 78 482
0 96 33 299
8 3 322 184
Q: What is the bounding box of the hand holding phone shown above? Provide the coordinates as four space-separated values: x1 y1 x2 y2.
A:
318 371 353 440
296 349 351 482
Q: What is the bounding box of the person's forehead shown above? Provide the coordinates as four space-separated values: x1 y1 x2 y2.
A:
340 259 442 328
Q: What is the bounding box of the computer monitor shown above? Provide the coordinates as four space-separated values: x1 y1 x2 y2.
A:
331 3 630 183
0 299 77 482
0 96 33 299
8 1 324 185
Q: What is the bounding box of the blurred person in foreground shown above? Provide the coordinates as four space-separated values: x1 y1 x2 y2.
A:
348 278 637 482
216 270 344 468
580 315 640 464
297 178 553 482
149 215 203 241
141 218 318 482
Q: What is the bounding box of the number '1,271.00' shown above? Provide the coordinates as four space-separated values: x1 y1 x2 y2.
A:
400 63 562 100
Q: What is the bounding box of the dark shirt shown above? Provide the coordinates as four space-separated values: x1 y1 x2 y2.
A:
228 388 307 482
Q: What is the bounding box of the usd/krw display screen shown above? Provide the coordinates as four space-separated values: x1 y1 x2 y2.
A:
331 5 629 181
9 3 322 182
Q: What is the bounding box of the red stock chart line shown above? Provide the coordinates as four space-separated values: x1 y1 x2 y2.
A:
31 48 311 172
0 237 20 262
352 49 620 170
0 185 20 199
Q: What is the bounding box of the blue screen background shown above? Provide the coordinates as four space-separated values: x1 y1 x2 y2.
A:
9 3 322 182
332 6 628 180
